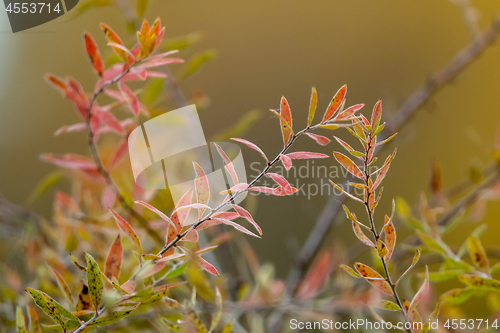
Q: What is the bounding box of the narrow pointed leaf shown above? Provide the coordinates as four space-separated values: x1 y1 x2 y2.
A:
231 138 268 162
307 87 317 126
84 33 104 77
214 143 238 185
110 209 143 259
279 96 293 145
340 264 362 278
193 162 210 218
409 267 429 313
384 221 396 261
305 132 330 146
322 85 347 122
100 23 127 61
28 305 42 333
371 300 401 311
134 201 176 229
280 154 292 170
333 152 365 180
354 263 393 296
85 253 104 311
352 221 374 247
468 236 490 274
232 204 262 235
49 266 73 304
16 307 28 333
286 152 329 159
105 234 123 279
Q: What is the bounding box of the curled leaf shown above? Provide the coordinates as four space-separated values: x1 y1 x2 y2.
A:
305 132 330 146
110 209 143 260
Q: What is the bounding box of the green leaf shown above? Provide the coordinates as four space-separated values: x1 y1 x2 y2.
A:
142 78 164 105
371 300 401 311
165 263 188 279
419 270 462 282
25 171 62 206
467 236 490 274
458 275 500 291
26 288 69 331
340 264 362 278
16 307 28 333
85 253 104 311
441 288 479 305
178 50 217 80
92 308 136 326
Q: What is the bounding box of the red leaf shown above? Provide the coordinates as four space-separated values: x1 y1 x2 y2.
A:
214 143 238 185
373 149 397 190
110 209 143 260
249 186 297 196
336 104 364 120
40 153 97 171
134 201 176 230
280 154 292 170
107 139 128 169
84 33 104 77
104 234 123 279
280 96 293 145
171 189 193 230
409 267 429 313
231 204 262 235
322 85 347 122
193 162 210 219
205 218 260 238
370 100 382 130
333 152 365 180
137 57 184 69
95 109 125 135
267 172 292 191
101 185 116 209
198 256 219 276
305 132 331 146
286 152 329 159
182 229 199 242
231 138 268 163
118 82 139 115
220 183 249 194
297 251 332 299
54 122 87 136
211 211 239 220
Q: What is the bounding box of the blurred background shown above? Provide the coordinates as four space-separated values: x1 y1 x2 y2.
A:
1 0 500 286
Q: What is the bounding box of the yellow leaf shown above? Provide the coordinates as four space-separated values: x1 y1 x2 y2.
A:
307 87 317 126
468 236 490 274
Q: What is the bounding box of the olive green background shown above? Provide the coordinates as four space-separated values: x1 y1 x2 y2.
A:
1 1 500 307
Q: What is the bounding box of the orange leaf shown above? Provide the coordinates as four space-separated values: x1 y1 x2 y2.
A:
104 234 123 279
307 87 317 126
100 23 127 61
373 149 397 190
84 33 104 77
110 209 143 261
280 96 293 145
383 219 396 261
354 262 393 296
322 85 347 122
333 152 365 180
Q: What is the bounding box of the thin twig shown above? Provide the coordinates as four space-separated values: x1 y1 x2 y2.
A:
84 59 164 246
284 14 500 297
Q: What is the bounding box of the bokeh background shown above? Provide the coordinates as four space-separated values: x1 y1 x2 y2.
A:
1 0 500 292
